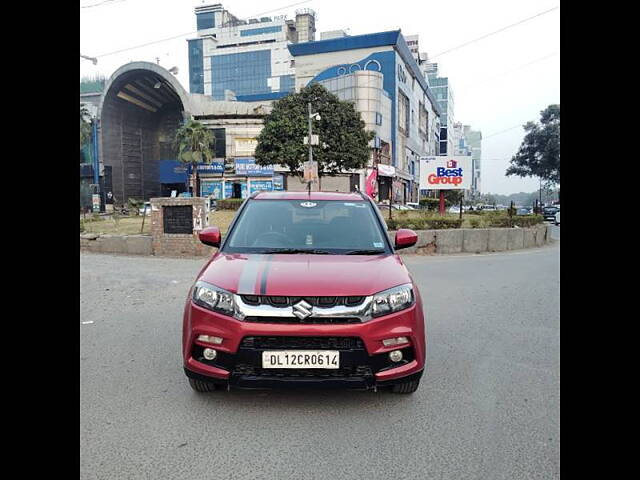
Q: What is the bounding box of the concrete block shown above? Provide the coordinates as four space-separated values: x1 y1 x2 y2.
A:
488 229 508 252
125 235 153 255
462 229 489 253
507 229 525 250
546 224 553 243
435 229 463 254
98 234 127 254
535 225 546 246
523 228 536 248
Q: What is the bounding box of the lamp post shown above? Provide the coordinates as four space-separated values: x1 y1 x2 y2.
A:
306 102 321 195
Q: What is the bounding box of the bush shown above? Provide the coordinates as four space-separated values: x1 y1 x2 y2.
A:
425 218 463 229
80 220 85 233
419 198 440 211
487 216 512 228
217 198 243 210
512 215 543 227
469 218 481 229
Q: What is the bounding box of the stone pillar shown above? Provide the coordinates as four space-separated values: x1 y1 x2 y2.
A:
150 197 214 256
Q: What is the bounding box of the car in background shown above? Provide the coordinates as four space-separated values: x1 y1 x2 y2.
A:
516 207 532 215
138 202 151 216
448 206 462 214
542 205 560 222
480 205 497 212
406 202 421 210
554 209 560 226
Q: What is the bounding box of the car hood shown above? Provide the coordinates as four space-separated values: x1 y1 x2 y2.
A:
198 253 412 296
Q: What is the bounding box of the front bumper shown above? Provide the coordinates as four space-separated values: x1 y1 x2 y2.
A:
182 301 426 390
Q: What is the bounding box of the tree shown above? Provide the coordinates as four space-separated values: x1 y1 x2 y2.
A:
174 120 216 197
506 104 560 185
80 103 92 148
254 83 374 180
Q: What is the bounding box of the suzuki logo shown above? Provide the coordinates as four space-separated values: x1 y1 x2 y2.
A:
292 300 313 320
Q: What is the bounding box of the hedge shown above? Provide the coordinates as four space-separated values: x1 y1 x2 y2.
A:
386 217 463 230
216 198 243 210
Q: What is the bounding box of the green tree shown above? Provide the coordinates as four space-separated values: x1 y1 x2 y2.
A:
174 120 216 196
506 104 560 185
254 83 374 179
80 103 92 148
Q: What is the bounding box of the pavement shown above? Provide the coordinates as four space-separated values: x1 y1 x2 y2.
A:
80 226 559 480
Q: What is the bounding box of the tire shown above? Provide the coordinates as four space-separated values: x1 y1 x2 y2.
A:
391 379 421 394
188 377 219 393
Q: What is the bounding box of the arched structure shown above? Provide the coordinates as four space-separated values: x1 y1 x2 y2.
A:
99 62 191 203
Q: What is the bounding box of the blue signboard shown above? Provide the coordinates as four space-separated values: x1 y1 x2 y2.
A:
249 180 273 194
234 157 274 176
272 174 284 191
200 180 225 198
159 160 188 183
197 162 224 174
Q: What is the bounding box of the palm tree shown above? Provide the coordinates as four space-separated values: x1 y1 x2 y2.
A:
80 103 92 148
174 119 216 197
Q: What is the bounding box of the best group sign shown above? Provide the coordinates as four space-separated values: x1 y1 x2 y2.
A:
419 156 473 190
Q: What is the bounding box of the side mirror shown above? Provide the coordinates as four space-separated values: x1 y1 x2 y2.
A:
395 228 418 250
199 226 221 248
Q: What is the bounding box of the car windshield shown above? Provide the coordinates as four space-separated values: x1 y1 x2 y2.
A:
223 199 390 254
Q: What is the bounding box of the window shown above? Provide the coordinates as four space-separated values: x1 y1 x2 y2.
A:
419 102 428 141
211 50 272 99
398 91 410 135
188 39 204 94
224 200 389 253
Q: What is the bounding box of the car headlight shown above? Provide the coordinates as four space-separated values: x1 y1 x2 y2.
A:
371 283 415 317
192 281 237 317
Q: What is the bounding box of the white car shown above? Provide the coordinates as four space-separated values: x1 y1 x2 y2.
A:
448 206 462 214
554 210 560 226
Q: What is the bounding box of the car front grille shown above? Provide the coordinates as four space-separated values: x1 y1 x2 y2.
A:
243 316 361 325
240 295 365 308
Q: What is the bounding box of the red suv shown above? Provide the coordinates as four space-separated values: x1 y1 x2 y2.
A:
182 191 426 394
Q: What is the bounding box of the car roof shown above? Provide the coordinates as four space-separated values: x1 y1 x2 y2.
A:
251 191 367 201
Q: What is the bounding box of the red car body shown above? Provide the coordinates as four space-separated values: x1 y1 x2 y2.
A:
182 192 426 392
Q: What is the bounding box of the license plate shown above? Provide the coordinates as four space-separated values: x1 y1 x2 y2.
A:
262 350 340 369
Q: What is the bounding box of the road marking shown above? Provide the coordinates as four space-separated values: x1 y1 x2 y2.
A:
81 321 94 325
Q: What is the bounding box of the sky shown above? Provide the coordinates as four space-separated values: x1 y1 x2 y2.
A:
80 0 560 195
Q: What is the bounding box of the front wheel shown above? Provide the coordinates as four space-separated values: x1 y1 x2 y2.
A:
391 378 421 394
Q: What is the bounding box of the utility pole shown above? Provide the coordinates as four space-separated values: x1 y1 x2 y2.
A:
308 102 313 196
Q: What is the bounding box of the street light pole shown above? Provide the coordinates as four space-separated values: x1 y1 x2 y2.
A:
308 102 313 196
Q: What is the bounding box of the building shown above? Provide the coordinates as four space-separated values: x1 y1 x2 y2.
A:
464 125 482 194
289 30 441 203
425 62 455 156
187 3 316 101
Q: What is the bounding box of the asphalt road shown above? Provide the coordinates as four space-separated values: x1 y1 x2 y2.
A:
80 229 559 480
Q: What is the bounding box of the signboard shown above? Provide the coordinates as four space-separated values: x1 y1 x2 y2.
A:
163 205 193 234
196 162 224 174
419 156 472 190
249 180 273 194
273 174 284 191
378 164 396 177
92 194 100 213
235 137 258 156
303 160 319 184
365 169 378 197
234 158 274 176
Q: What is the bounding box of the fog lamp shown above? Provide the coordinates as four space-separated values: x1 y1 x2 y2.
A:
203 348 217 360
389 350 403 362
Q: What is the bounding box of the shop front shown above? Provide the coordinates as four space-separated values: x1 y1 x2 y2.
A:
198 157 282 199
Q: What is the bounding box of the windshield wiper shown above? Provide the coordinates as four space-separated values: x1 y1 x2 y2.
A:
260 248 334 254
342 249 386 255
